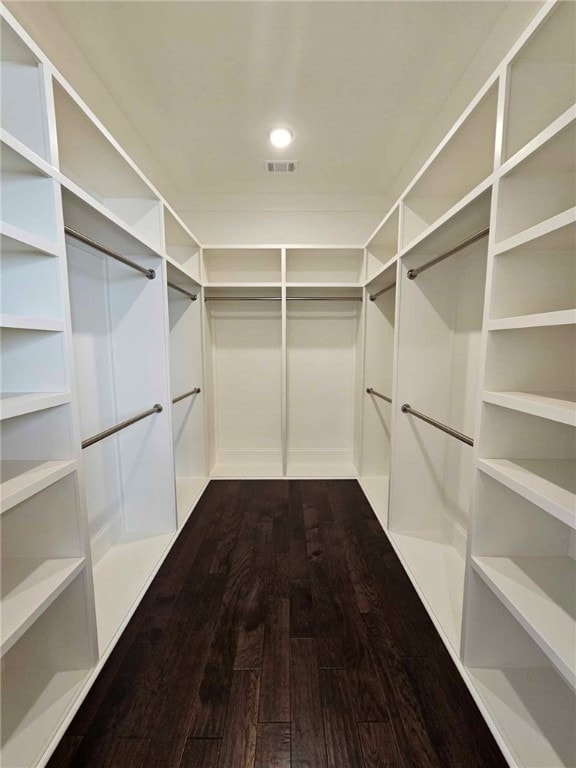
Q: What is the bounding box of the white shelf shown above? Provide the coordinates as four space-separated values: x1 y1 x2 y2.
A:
0 459 76 515
388 529 465 651
0 221 60 257
206 282 281 288
1 557 85 656
484 390 576 427
492 206 576 257
1 666 90 768
478 459 576 530
175 476 208 527
472 556 576 689
0 392 70 421
488 310 576 331
469 667 576 768
93 532 174 654
0 314 64 332
285 282 362 289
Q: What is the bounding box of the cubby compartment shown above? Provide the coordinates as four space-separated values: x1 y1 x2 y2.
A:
365 207 399 282
464 571 576 768
491 220 575 319
286 248 364 285
484 323 576 426
0 143 59 244
53 81 162 249
164 207 201 281
401 84 497 247
389 212 489 650
287 288 363 477
1 475 85 656
505 1 576 161
478 405 575 530
1 327 67 397
0 405 76 514
471 473 575 689
0 230 62 323
168 279 206 525
204 288 282 477
1 574 94 768
0 17 50 161
203 248 281 284
496 120 576 243
66 223 175 653
360 264 397 524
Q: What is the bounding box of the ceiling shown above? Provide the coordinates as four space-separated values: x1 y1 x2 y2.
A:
9 1 541 243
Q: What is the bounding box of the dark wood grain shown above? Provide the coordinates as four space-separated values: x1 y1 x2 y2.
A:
217 670 260 768
359 721 405 768
290 638 327 768
255 723 290 768
47 479 507 768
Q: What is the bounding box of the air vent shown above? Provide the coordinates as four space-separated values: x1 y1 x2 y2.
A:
266 161 297 173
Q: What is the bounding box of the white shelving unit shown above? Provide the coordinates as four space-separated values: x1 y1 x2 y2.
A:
1 1 574 767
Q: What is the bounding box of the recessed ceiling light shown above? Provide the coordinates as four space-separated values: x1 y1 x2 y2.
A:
269 127 293 148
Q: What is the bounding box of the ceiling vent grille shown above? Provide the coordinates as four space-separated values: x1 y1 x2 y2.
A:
266 161 297 173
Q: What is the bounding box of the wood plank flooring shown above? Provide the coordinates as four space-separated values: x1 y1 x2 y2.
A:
48 480 507 768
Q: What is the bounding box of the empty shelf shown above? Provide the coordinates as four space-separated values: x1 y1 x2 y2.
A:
1 557 85 656
488 309 576 331
0 460 77 515
0 393 70 421
0 315 65 332
478 459 576 529
473 556 576 689
483 391 576 427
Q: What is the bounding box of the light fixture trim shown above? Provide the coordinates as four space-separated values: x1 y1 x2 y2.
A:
268 126 294 148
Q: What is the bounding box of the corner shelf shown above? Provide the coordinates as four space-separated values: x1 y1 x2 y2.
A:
478 458 575 531
1 556 85 656
0 459 76 515
472 555 575 689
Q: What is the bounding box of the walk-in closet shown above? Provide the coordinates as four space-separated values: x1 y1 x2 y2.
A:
0 1 574 766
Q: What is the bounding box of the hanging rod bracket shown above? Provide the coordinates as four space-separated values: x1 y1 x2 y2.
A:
369 283 395 300
172 388 201 404
146 268 156 280
366 387 392 404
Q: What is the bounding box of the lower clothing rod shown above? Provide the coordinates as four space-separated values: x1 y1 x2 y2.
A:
401 403 473 446
205 296 361 301
369 284 395 301
407 226 489 280
168 281 197 300
366 387 392 404
206 296 280 301
82 404 163 449
64 226 156 280
172 388 201 404
287 296 362 301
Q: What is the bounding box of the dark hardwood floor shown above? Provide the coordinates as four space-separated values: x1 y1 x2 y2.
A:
48 480 507 768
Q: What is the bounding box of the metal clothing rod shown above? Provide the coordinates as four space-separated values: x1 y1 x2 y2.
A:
401 403 473 446
172 388 201 404
205 296 361 302
206 296 281 301
82 404 163 449
64 226 156 280
287 297 362 302
407 226 489 280
369 284 395 301
366 387 392 404
167 281 197 301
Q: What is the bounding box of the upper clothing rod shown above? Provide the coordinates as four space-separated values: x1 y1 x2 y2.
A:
64 227 156 280
366 387 392 404
172 388 201 404
407 226 490 280
369 283 395 301
167 281 198 300
82 404 163 449
205 296 362 301
401 403 473 446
